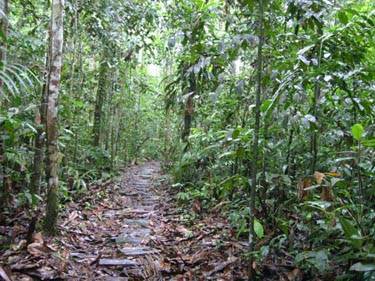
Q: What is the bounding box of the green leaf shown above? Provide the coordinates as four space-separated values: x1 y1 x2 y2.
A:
260 99 272 112
340 217 357 238
362 138 375 147
295 250 329 273
339 217 363 249
350 262 375 272
351 123 364 141
254 218 264 238
338 11 349 24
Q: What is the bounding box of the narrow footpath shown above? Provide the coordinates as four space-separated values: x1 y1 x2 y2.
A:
64 161 165 280
2 162 247 280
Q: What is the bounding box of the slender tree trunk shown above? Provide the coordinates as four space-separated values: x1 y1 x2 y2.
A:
43 0 64 235
0 0 8 64
30 84 47 196
93 54 107 147
310 28 323 174
110 106 118 169
0 0 9 209
249 0 264 278
105 72 116 152
182 73 196 147
30 39 50 196
73 24 83 163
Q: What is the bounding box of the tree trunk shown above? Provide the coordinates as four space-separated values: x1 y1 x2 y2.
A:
310 28 323 174
30 105 45 196
0 0 9 209
93 55 107 147
249 0 264 278
0 0 8 64
30 46 50 197
43 0 64 235
181 73 196 147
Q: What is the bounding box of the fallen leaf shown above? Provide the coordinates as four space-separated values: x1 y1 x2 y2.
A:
11 239 26 251
0 266 12 281
205 256 238 277
62 210 79 227
176 225 192 237
27 232 49 257
33 232 43 244
287 268 302 281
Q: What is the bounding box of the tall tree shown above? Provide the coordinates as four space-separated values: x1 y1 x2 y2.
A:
93 52 108 147
249 0 264 277
44 0 64 235
0 0 9 209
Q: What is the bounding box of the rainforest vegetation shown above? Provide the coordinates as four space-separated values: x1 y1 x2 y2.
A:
0 0 375 280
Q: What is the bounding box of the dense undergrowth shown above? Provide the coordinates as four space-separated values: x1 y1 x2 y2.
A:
161 1 375 280
1 0 375 280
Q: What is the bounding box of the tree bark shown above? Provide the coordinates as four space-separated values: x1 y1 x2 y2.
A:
249 0 264 278
181 73 196 147
43 0 64 235
310 27 323 174
93 54 107 147
30 45 50 197
0 0 9 209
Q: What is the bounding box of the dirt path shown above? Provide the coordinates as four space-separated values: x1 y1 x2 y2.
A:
1 161 248 280
1 162 165 280
70 161 165 280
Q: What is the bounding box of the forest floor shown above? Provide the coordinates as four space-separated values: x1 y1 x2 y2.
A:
0 162 250 280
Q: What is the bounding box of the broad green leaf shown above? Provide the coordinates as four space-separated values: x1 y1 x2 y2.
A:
351 123 364 140
254 218 264 238
339 217 363 249
340 217 357 238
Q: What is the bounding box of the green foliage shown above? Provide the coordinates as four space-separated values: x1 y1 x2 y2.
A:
352 124 364 141
163 0 375 279
0 0 375 279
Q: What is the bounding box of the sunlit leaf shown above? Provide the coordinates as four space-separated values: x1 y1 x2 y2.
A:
351 123 364 141
254 218 264 239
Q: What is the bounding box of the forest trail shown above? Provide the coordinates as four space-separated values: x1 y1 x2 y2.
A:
2 162 248 280
63 161 166 280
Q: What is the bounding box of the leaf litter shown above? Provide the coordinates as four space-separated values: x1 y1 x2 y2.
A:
0 161 300 280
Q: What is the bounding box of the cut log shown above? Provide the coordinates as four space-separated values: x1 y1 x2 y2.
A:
98 259 138 267
105 278 129 281
120 247 159 256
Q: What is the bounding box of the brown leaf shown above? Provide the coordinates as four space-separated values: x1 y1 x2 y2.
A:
11 239 27 251
62 210 79 227
27 242 47 257
287 268 302 281
205 256 238 277
34 111 41 125
176 225 191 237
0 266 12 281
297 177 312 200
192 199 201 213
27 232 50 257
314 171 325 185
320 186 334 201
32 232 43 244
